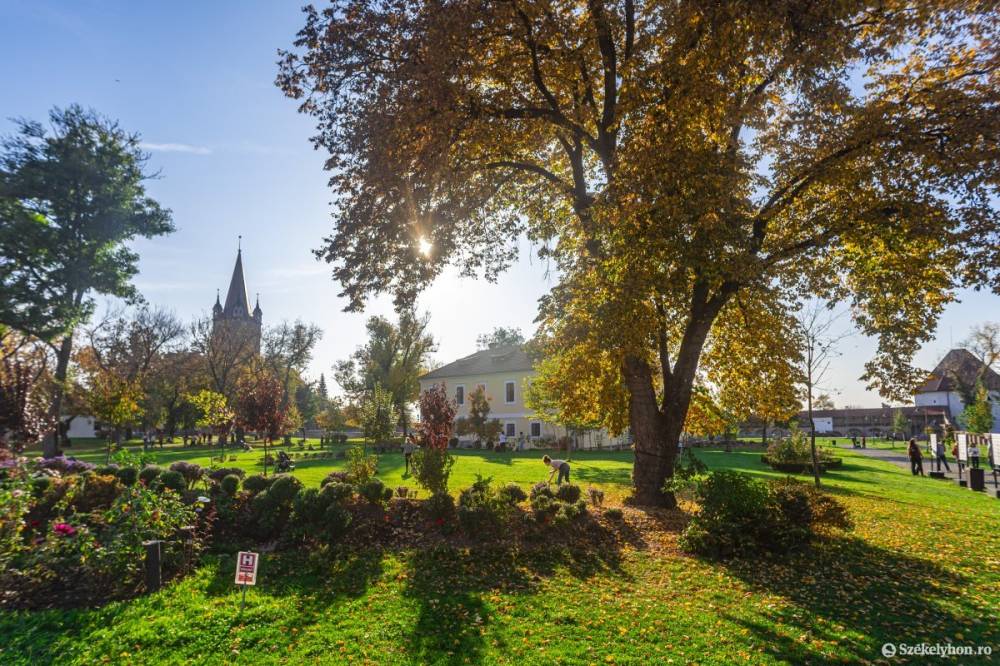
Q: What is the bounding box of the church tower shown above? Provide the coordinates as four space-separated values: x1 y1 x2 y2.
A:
212 240 262 352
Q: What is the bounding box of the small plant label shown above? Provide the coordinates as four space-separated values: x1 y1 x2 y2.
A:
235 551 258 586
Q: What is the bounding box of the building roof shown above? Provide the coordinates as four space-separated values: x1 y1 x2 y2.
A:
421 344 534 380
915 348 1000 393
223 249 251 317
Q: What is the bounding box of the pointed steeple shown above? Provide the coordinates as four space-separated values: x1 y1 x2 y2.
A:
213 289 223 317
223 245 251 318
253 292 262 322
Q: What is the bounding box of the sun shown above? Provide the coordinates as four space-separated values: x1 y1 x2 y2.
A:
417 236 433 257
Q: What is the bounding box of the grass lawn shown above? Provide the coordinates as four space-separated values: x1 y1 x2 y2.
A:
4 442 999 664
25 438 635 498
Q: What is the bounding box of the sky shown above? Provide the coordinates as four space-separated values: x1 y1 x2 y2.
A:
2 1 997 407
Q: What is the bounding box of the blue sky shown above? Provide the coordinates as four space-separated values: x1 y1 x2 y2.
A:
3 1 996 406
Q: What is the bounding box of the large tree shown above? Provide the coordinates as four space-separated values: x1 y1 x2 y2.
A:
262 320 323 410
334 310 436 439
280 1 1000 505
476 327 525 350
0 106 173 456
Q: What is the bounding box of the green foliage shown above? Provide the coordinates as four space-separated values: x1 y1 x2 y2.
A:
115 466 138 487
243 474 271 494
267 474 303 504
960 384 994 434
288 485 353 545
0 105 174 341
587 486 605 507
138 465 161 486
554 484 581 503
358 383 399 445
604 507 623 520
319 481 354 505
497 483 528 505
410 446 455 497
357 478 392 505
457 475 516 534
345 446 379 485
157 471 185 494
423 492 455 522
679 471 851 559
220 474 240 496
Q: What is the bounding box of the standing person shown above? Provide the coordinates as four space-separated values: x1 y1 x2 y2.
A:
518 431 526 452
498 430 507 452
907 438 924 476
934 436 951 472
861 435 867 449
969 440 981 469
402 438 415 474
542 454 571 485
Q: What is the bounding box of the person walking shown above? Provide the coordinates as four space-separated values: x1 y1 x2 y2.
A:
907 438 924 476
934 437 951 472
518 431 526 452
543 455 571 485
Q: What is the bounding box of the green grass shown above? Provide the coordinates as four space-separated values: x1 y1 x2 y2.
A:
28 438 634 497
5 443 999 664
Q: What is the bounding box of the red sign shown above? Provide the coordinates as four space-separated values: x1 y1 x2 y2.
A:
235 551 258 586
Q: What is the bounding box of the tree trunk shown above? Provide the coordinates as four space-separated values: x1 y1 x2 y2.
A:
624 356 676 507
42 334 75 458
807 389 821 487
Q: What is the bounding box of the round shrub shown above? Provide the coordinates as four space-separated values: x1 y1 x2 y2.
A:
96 464 119 477
320 481 354 505
268 474 303 504
220 474 240 496
323 503 353 541
321 470 350 487
31 476 53 497
555 483 581 503
70 474 122 512
530 481 554 500
358 478 392 505
158 470 186 494
168 461 203 489
139 465 162 486
604 507 623 520
243 474 270 494
115 466 139 487
424 492 455 521
498 483 528 505
208 467 246 482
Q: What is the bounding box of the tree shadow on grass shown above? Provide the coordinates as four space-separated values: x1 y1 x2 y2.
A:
398 535 637 666
716 534 998 664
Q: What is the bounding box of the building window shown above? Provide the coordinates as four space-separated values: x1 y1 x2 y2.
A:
530 422 541 438
505 381 515 404
506 422 516 437
455 385 464 406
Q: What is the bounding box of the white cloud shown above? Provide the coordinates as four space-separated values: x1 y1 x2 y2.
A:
140 142 212 155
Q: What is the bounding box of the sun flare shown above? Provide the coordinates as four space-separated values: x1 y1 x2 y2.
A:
417 236 433 257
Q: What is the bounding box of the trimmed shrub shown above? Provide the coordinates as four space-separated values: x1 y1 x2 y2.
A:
530 481 554 500
424 492 455 522
31 476 53 497
243 474 270 494
96 464 119 477
457 475 515 534
358 478 392 505
70 475 122 512
321 470 351 487
208 467 246 482
115 467 139 487
168 461 203 489
604 507 623 520
587 487 605 507
138 465 162 486
158 471 186 494
679 471 852 559
267 475 303 504
498 483 527 505
320 482 354 505
289 486 354 544
220 474 240 496
555 484 582 503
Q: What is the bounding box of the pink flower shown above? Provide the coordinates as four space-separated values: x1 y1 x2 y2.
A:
52 522 76 537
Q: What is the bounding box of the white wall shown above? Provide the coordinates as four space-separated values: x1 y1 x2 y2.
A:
66 416 96 439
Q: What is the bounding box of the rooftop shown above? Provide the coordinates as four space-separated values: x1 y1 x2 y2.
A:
421 344 534 380
915 348 1000 394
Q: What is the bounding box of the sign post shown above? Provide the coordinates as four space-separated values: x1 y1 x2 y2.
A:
235 551 259 611
956 432 968 487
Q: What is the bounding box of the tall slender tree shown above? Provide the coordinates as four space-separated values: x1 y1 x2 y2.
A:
0 106 173 456
281 2 1000 504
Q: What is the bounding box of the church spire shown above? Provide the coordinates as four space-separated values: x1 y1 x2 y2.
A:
223 242 251 318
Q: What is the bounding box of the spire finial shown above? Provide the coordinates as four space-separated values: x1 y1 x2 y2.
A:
238 234 242 251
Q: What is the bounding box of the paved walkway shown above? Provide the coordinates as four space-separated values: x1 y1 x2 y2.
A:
846 445 1000 490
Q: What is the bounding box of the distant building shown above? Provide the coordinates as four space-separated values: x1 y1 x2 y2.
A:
913 348 1000 432
419 343 627 448
212 246 262 353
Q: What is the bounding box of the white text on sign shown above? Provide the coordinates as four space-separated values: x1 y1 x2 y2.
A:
235 551 259 586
